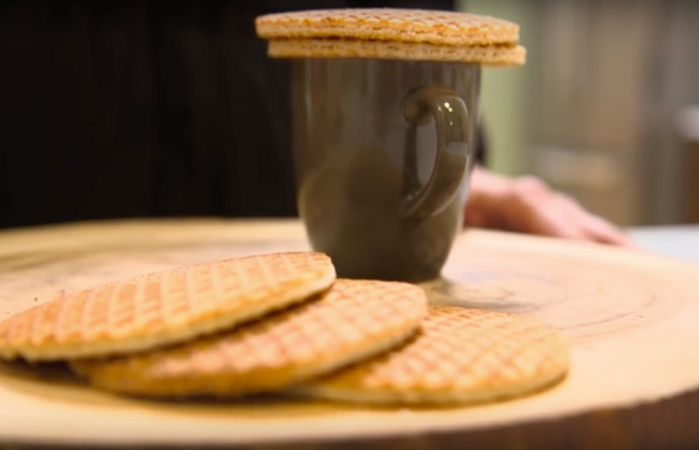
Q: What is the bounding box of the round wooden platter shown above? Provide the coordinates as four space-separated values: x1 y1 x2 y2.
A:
1 218 698 449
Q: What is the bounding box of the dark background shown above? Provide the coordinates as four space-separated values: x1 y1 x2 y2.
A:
0 0 486 229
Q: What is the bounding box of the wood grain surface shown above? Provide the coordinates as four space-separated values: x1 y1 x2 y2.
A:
0 218 698 449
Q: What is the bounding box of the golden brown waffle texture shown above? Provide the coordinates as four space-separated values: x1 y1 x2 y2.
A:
267 39 525 65
0 252 336 361
255 8 526 66
70 279 428 398
296 304 569 405
255 9 520 46
0 248 569 408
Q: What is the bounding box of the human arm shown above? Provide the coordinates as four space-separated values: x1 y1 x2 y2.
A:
464 164 637 248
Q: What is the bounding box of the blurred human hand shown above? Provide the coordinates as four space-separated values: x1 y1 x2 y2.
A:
464 165 637 248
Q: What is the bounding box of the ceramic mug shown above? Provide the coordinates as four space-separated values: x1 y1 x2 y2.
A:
291 58 480 282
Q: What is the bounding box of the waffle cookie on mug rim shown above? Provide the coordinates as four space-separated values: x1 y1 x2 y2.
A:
255 8 520 46
0 252 336 362
255 8 526 66
69 279 428 399
266 38 525 65
294 304 569 406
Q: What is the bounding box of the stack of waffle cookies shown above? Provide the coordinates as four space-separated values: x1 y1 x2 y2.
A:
0 251 569 406
255 8 526 66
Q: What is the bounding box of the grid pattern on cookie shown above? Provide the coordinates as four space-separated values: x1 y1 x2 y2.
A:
0 252 335 361
255 9 520 46
71 279 428 397
304 304 568 399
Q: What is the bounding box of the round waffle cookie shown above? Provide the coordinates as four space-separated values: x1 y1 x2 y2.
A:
296 305 569 406
0 252 336 362
255 9 520 46
267 39 525 66
255 8 526 66
69 279 428 399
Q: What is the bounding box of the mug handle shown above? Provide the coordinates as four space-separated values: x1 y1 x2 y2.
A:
400 85 471 221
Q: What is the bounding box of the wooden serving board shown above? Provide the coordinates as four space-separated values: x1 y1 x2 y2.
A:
0 218 698 449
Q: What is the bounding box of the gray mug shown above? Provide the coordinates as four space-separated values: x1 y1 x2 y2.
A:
291 58 480 283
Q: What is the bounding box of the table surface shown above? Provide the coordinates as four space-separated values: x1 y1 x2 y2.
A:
628 224 699 264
